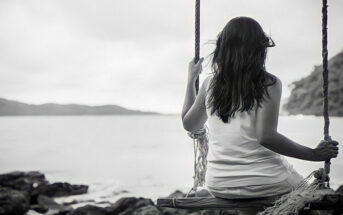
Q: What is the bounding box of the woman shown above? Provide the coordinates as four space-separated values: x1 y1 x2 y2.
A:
182 17 339 201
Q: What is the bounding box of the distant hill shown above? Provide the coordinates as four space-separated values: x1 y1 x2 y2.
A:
0 98 159 116
284 50 343 116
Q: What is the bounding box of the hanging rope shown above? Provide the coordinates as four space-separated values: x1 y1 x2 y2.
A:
322 0 331 186
260 169 335 215
261 1 335 213
194 0 200 93
187 128 208 196
187 0 209 196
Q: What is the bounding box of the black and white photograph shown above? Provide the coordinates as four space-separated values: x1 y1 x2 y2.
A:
0 0 343 214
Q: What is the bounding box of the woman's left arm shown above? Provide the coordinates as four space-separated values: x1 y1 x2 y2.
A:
182 58 208 132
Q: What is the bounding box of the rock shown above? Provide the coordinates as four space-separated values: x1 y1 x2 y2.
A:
69 198 158 215
72 205 107 215
96 200 111 205
30 204 49 214
0 171 46 193
0 186 30 215
107 197 154 215
159 207 188 215
167 190 186 198
45 209 72 215
336 185 343 193
31 182 88 198
26 210 44 215
112 190 128 196
131 198 154 209
284 50 343 116
37 195 72 212
132 205 161 215
106 197 139 214
62 200 79 206
27 195 73 215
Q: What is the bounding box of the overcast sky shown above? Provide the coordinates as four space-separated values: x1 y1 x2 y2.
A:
1 0 343 113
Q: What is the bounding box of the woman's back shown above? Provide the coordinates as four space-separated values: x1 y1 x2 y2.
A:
205 77 293 188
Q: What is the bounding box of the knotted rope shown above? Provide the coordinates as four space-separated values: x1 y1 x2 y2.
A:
261 1 334 213
322 0 331 186
186 0 209 197
260 169 335 215
187 128 208 196
194 0 200 93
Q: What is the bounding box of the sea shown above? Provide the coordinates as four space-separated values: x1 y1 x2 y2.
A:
0 115 342 206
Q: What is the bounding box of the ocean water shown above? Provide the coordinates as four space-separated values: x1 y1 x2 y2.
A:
0 115 342 205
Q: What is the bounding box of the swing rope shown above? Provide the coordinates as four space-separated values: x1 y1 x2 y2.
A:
261 0 336 213
187 0 209 196
194 0 200 93
322 0 331 186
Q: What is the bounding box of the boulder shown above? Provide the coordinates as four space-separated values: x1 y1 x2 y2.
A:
107 197 154 215
0 187 30 215
29 195 73 215
132 205 161 215
72 205 107 215
29 204 48 214
31 182 88 198
0 171 46 193
37 195 72 212
106 197 139 214
167 190 185 198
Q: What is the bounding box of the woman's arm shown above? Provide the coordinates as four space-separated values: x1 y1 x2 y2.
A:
182 58 208 132
256 77 339 161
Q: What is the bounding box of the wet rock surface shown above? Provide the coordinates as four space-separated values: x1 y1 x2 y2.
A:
0 186 30 215
31 183 88 198
0 171 84 215
0 171 46 193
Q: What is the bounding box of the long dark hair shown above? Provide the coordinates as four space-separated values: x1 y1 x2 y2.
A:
208 17 276 123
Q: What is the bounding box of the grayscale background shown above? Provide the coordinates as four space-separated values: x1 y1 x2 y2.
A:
0 0 342 207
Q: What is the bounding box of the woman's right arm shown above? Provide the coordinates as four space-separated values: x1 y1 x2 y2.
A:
256 77 339 161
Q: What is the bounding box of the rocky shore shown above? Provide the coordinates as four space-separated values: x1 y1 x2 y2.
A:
0 171 218 215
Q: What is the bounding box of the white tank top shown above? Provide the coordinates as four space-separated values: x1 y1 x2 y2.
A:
205 77 293 188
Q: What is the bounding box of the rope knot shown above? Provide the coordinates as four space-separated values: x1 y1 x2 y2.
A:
187 127 209 192
188 127 207 139
313 168 330 188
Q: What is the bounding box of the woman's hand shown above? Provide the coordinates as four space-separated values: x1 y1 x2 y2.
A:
312 140 339 161
188 58 204 83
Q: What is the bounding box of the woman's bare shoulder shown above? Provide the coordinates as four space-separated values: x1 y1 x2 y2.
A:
263 73 282 100
266 73 282 90
200 75 213 91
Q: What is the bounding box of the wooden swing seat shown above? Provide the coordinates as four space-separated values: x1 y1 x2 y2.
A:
157 196 276 210
157 193 343 211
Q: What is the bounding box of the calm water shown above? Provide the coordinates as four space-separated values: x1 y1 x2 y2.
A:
0 115 342 204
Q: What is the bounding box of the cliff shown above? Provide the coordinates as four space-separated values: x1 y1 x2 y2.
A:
284 50 343 116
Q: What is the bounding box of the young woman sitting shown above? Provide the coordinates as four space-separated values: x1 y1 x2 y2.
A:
181 17 339 213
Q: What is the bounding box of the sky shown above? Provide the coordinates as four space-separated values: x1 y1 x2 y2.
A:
0 0 343 114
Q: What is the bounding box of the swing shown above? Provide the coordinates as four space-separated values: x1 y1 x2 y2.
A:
157 0 343 213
